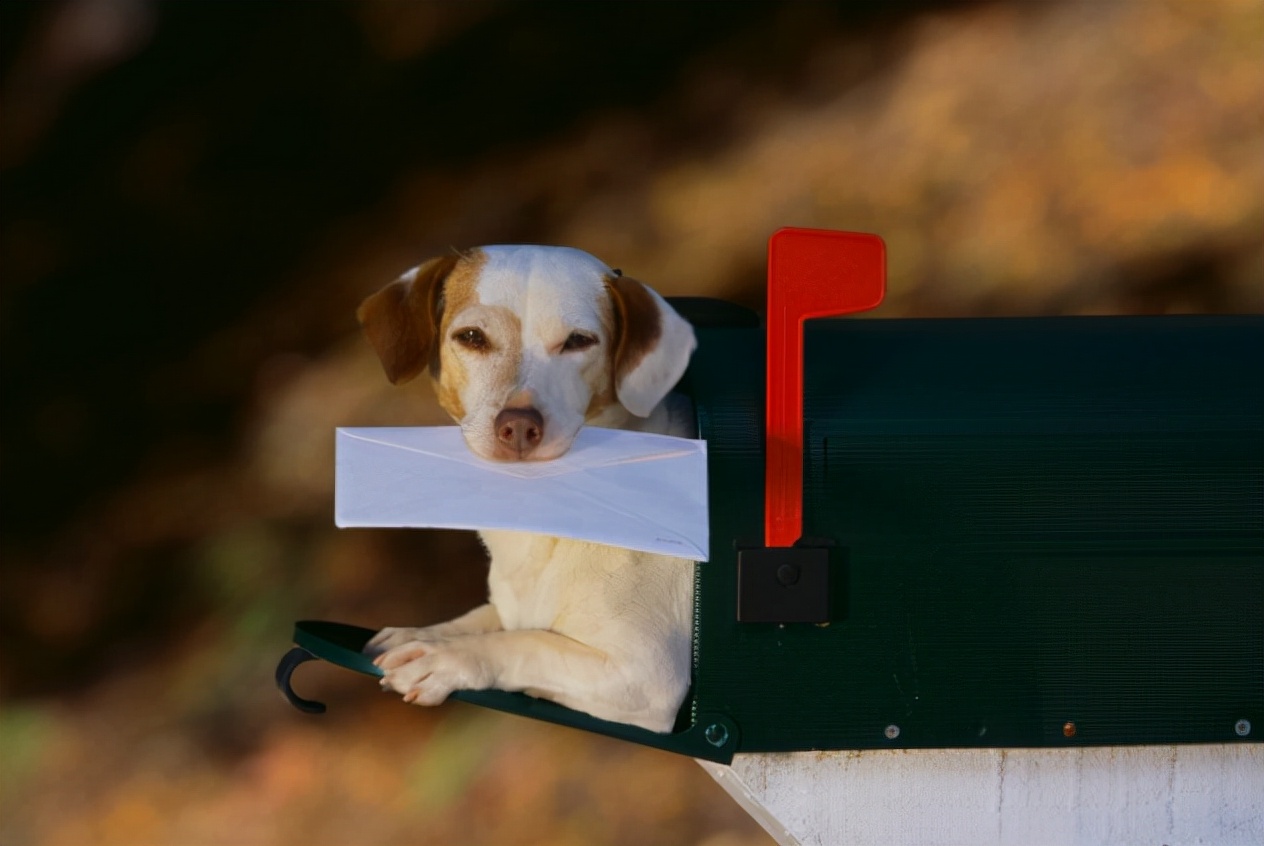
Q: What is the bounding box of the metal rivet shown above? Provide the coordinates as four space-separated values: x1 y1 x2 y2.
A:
1063 721 1077 738
776 563 801 586
1235 719 1251 737
884 724 901 740
704 723 730 747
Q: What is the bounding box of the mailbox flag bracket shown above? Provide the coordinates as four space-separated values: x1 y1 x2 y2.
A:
741 228 883 624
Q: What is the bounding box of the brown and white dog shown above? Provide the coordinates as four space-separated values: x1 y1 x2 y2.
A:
357 245 697 732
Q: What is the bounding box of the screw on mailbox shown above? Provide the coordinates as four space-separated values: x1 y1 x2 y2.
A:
706 723 731 747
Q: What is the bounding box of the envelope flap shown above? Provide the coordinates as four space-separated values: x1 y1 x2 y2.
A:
335 427 709 560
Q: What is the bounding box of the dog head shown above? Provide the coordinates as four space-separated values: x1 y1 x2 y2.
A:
357 245 696 461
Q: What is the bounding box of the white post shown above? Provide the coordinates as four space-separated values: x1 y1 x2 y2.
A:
699 745 1263 846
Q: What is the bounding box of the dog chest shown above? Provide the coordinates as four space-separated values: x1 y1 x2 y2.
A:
480 529 690 641
479 530 628 631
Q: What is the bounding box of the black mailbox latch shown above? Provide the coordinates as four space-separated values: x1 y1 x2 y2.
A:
737 544 833 623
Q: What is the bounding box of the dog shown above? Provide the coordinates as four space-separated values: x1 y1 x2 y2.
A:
356 245 698 733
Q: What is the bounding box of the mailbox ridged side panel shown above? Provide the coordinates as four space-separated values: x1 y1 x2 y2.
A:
689 314 1264 752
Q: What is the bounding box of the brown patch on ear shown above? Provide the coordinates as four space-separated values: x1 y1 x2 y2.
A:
356 255 458 384
606 272 662 388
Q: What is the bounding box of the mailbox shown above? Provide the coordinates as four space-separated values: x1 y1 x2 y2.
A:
279 228 1263 764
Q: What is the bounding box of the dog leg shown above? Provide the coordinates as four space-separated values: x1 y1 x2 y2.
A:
364 603 503 655
374 629 682 732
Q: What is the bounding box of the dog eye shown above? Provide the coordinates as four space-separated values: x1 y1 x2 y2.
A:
453 327 489 350
562 332 598 352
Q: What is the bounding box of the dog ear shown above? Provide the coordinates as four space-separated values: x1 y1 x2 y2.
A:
607 273 697 417
357 255 458 385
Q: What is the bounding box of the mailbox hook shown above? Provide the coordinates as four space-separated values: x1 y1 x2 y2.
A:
275 646 327 714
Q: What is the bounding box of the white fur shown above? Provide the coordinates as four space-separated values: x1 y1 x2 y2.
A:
456 246 613 461
363 245 697 733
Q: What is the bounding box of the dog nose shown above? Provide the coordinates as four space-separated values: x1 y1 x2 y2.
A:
495 407 544 456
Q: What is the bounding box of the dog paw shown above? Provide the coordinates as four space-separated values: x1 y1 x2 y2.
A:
364 626 447 656
374 640 494 706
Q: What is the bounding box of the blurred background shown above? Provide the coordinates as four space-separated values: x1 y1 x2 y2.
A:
0 0 1260 844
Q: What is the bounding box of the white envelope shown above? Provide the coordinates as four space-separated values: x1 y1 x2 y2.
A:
335 427 709 561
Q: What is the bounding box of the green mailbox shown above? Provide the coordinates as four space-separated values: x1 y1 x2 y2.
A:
279 229 1262 763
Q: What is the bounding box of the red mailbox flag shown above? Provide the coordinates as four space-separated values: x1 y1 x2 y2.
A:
765 228 886 548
